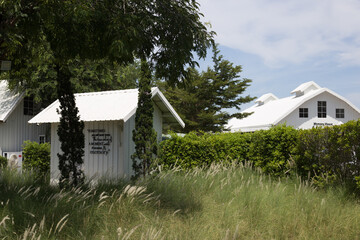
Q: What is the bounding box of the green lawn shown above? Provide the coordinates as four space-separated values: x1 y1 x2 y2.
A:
1 164 360 239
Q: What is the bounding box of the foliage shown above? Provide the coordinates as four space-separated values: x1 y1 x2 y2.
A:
160 120 360 190
159 131 251 169
131 60 158 179
159 125 297 175
1 164 360 239
3 0 214 89
0 156 7 169
159 44 254 132
296 120 360 188
247 125 298 176
56 67 85 187
22 141 50 176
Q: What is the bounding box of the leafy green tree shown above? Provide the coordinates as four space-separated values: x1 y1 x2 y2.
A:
132 60 158 178
2 0 213 182
159 45 255 132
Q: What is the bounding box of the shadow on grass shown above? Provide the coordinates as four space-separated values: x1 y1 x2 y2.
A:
143 173 203 214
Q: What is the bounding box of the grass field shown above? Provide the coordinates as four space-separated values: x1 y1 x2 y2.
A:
1 164 360 239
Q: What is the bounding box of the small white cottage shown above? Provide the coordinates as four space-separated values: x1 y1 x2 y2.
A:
29 87 184 182
227 81 360 132
0 80 48 167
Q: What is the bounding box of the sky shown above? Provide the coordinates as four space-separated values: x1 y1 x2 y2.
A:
196 0 360 111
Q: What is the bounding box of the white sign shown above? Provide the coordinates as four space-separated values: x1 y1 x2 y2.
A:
88 129 112 155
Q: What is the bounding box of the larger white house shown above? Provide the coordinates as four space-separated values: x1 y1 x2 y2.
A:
227 81 360 132
29 87 184 182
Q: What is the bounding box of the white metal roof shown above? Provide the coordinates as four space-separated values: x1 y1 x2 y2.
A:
290 81 321 95
29 87 185 127
0 80 24 122
227 81 360 132
255 93 278 104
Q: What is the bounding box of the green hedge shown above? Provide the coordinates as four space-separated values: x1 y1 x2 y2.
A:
247 125 298 177
22 141 51 176
159 131 250 169
296 120 360 187
159 120 360 189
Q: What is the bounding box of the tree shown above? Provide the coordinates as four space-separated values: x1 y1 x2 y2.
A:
159 45 255 132
2 0 213 182
56 67 85 187
131 60 158 179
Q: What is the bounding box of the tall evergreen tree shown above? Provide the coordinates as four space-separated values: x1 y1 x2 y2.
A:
56 67 85 187
159 45 255 132
131 60 157 179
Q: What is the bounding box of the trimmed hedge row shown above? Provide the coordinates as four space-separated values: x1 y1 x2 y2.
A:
159 120 360 188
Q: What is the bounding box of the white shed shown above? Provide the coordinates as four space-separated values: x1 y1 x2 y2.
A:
0 80 48 166
29 87 184 182
227 81 360 132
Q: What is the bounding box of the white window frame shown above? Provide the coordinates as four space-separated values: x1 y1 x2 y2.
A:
336 108 345 118
317 101 326 118
299 108 308 118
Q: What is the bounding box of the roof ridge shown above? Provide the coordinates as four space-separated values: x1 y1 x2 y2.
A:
75 88 139 97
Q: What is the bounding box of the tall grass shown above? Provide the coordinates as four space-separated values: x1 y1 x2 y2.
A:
1 164 360 239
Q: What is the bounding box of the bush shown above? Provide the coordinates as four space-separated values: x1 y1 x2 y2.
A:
160 120 360 191
22 141 50 175
247 125 298 177
159 131 250 169
295 120 360 188
0 156 7 168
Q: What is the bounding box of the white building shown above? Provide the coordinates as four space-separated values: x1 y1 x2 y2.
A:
0 80 48 167
227 81 360 132
29 87 184 182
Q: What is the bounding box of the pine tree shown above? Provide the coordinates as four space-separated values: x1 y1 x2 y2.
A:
159 44 255 132
56 66 85 187
131 60 157 179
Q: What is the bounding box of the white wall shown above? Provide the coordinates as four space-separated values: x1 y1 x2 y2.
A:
50 103 164 182
280 92 360 129
50 121 123 182
0 98 48 153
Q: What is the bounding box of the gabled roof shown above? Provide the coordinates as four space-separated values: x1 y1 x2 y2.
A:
290 81 321 97
0 80 24 122
255 93 278 105
29 87 185 128
227 81 360 132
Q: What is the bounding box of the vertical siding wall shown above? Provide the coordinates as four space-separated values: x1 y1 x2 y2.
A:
0 99 48 153
281 92 360 129
50 121 123 182
50 103 164 182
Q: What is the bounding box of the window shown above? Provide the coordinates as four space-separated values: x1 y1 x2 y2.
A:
24 96 34 115
336 108 345 118
318 101 326 118
299 108 308 118
39 135 46 144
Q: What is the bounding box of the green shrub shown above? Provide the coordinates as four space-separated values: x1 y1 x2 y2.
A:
247 125 298 177
296 120 360 188
160 120 360 191
159 131 250 169
22 141 50 175
0 156 7 168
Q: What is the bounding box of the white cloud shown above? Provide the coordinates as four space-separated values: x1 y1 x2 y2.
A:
198 0 360 67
